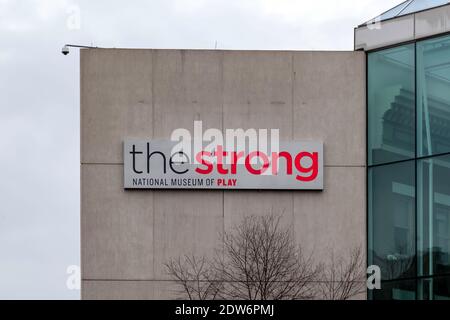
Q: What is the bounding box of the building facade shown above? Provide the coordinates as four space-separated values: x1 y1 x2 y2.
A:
356 0 450 300
81 0 450 300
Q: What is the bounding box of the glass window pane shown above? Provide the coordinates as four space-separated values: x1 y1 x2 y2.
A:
417 154 450 277
401 0 449 15
369 161 416 281
417 34 450 157
363 0 413 25
433 276 450 300
362 0 449 26
368 45 415 166
418 277 450 300
371 280 416 300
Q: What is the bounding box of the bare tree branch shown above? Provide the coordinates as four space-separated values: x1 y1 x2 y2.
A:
166 214 365 301
317 247 366 300
165 255 221 300
211 215 320 300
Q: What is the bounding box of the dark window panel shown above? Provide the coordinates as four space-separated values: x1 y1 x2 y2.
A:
369 161 416 281
368 45 415 166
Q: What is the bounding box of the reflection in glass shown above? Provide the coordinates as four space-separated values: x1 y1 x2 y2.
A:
368 161 416 281
368 33 450 301
417 154 450 278
417 35 450 157
372 280 416 300
418 277 450 300
368 45 415 166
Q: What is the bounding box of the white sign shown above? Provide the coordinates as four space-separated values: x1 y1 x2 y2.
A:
124 140 323 190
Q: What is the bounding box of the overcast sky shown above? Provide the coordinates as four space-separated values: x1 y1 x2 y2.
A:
0 0 401 299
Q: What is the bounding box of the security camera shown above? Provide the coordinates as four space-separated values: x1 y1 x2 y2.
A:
61 44 99 55
61 45 70 55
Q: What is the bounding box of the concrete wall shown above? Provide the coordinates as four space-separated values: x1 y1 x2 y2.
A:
80 49 366 299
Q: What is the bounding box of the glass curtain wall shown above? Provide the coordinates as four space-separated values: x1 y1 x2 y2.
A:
368 34 450 300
